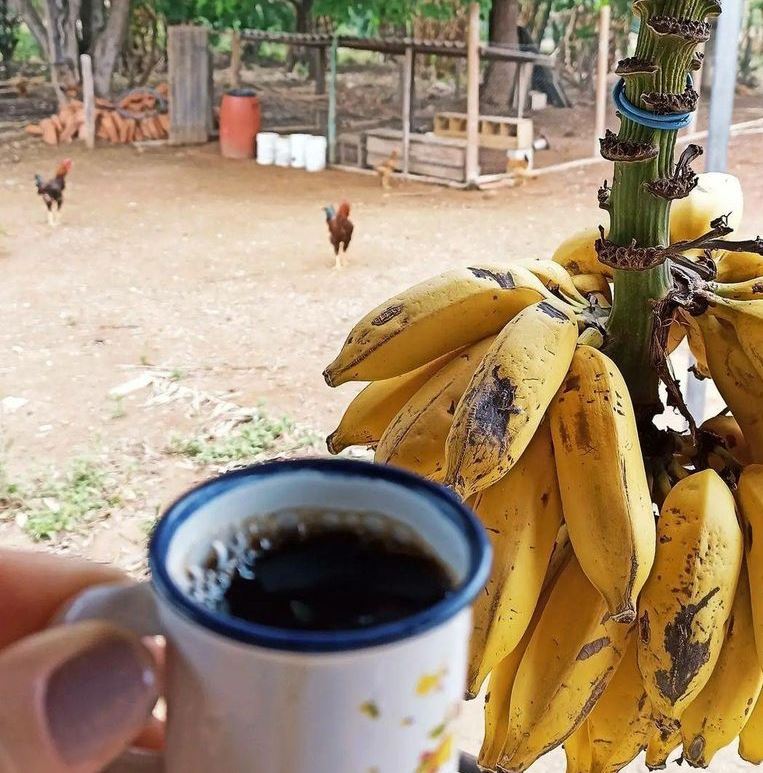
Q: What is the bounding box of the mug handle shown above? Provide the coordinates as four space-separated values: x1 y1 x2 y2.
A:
57 582 165 773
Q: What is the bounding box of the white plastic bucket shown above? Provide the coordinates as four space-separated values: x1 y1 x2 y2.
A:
290 133 311 168
275 136 291 167
305 135 328 172
255 132 278 165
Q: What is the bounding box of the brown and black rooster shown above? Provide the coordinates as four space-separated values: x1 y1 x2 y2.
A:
35 159 72 226
323 201 354 270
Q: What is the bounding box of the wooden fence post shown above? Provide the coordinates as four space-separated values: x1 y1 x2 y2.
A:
593 3 611 156
79 54 95 149
168 25 212 145
465 2 481 185
402 46 414 177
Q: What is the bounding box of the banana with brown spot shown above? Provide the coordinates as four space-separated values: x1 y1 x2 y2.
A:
375 337 495 481
323 264 549 386
587 636 652 773
326 350 461 454
681 565 763 768
549 345 655 623
644 725 680 770
445 300 578 499
498 555 632 773
740 689 763 764
466 417 563 698
637 469 743 721
700 414 751 470
563 721 592 773
695 314 763 462
737 465 763 670
478 532 572 770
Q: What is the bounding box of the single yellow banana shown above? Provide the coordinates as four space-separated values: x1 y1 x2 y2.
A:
499 555 632 772
700 414 750 466
740 690 763 764
326 350 460 453
549 345 655 623
716 250 763 283
703 295 763 381
711 276 763 301
587 637 652 773
571 272 613 305
467 417 563 698
670 172 744 243
644 726 680 770
375 337 494 481
445 300 578 499
695 314 763 461
681 565 763 768
563 721 591 773
478 539 572 770
674 309 710 377
515 258 588 306
552 227 613 278
737 464 763 670
637 469 743 721
323 264 549 386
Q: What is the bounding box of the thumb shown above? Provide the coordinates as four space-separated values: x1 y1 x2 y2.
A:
0 621 158 773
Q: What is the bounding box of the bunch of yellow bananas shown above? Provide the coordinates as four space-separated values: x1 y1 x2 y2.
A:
323 172 763 771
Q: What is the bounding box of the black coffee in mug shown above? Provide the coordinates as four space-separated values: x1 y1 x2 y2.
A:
186 508 455 631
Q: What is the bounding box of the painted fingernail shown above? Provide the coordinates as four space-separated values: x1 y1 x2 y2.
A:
45 634 158 764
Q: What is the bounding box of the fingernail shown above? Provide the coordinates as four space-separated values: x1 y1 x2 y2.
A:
45 634 158 765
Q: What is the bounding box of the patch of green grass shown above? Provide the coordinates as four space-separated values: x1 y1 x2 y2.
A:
168 410 317 465
19 459 121 541
0 463 23 509
169 368 186 382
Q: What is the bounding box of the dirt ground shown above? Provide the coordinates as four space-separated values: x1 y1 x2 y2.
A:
3 118 763 768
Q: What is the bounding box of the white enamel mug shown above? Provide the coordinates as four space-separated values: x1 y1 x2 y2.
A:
63 458 491 773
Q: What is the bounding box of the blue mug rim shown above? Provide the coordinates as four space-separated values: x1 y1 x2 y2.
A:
149 457 491 653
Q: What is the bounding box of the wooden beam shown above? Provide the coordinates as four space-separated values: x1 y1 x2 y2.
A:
465 2 480 185
168 25 212 145
79 54 95 150
593 3 611 154
230 30 242 89
402 45 414 176
328 36 338 164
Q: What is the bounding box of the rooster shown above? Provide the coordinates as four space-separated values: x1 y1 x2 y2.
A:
323 201 354 270
34 158 72 226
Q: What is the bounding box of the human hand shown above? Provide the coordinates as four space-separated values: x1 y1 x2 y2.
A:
0 550 160 773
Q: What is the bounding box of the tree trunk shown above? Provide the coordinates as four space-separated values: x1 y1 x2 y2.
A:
80 0 105 54
286 0 313 72
91 0 130 97
7 0 48 56
44 0 81 105
482 0 519 111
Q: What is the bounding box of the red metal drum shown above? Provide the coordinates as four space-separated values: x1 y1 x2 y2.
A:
219 88 261 159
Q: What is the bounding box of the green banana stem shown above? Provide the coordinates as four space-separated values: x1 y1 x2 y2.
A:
603 0 719 421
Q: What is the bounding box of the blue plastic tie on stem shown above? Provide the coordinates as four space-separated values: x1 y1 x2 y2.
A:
612 76 694 131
